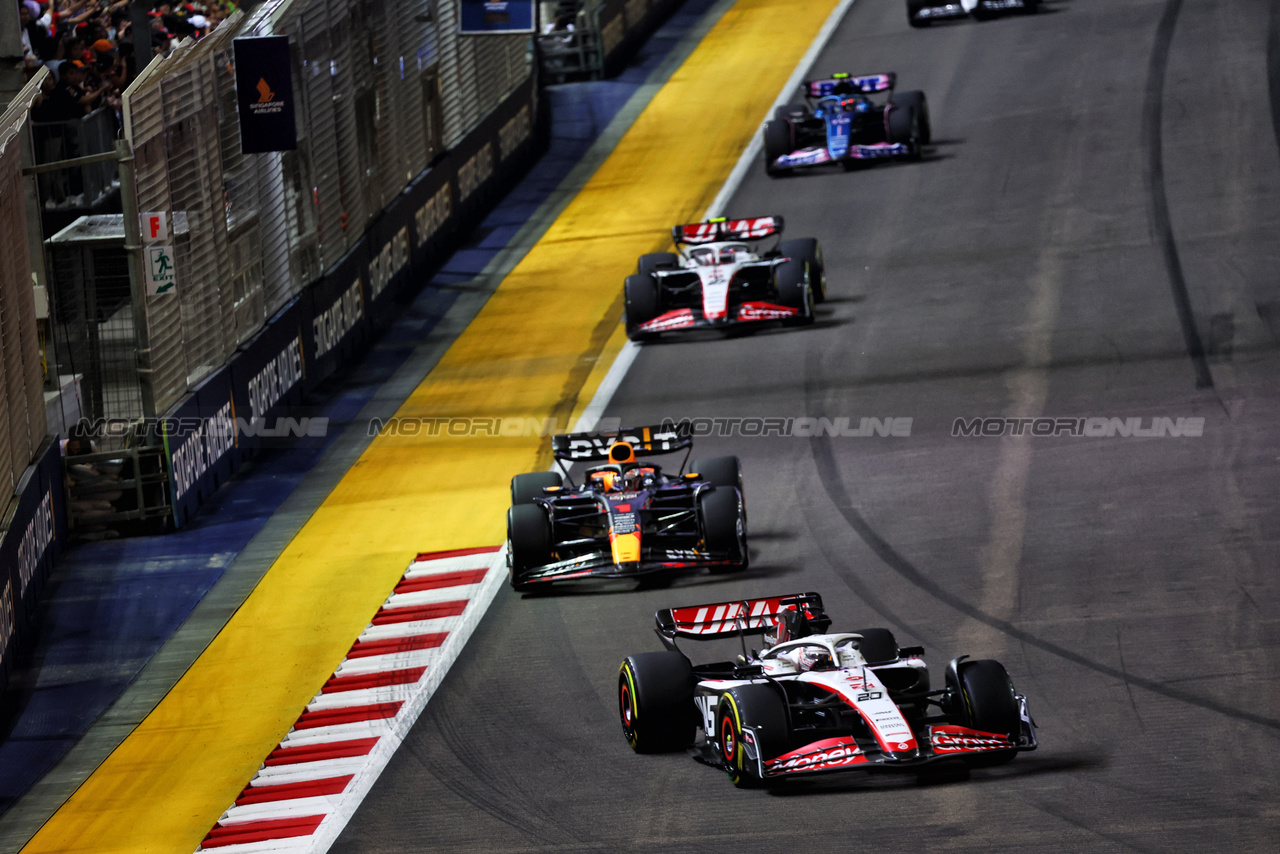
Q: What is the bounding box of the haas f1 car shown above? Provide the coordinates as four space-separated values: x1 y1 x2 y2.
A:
624 216 824 340
619 593 1037 786
908 0 1038 28
763 73 931 176
506 425 747 590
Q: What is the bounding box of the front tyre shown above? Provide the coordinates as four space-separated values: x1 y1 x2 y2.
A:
763 119 792 177
699 486 747 572
957 659 1021 767
619 652 695 753
777 238 825 303
507 503 552 591
510 471 563 505
624 273 659 341
717 685 788 788
638 252 677 278
774 257 815 325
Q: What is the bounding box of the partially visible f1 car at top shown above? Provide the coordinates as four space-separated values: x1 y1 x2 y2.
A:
624 216 824 340
619 593 1037 787
506 424 747 590
908 0 1038 27
763 73 931 176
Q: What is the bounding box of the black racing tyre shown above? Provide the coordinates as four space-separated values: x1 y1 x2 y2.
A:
887 102 924 160
716 685 788 788
638 252 677 278
698 486 746 571
849 627 899 665
619 652 696 753
957 659 1020 766
906 0 930 27
890 90 931 145
1021 0 1040 12
773 102 808 122
507 503 552 589
763 119 792 177
777 238 825 303
690 455 742 492
774 257 814 324
624 273 660 341
510 471 563 505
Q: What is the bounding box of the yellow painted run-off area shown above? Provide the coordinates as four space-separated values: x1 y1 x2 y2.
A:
22 1 839 850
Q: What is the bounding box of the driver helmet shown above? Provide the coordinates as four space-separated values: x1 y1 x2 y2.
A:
622 466 655 491
798 646 835 672
717 246 737 264
590 469 619 491
844 96 872 114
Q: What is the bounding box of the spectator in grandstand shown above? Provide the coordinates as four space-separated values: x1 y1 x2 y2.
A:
18 1 56 63
36 59 106 120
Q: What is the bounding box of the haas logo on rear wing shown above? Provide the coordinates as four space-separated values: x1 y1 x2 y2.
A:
805 72 896 97
673 216 783 245
656 592 830 639
552 424 693 462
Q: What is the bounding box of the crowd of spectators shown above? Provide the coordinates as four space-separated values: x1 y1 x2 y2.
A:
17 1 235 123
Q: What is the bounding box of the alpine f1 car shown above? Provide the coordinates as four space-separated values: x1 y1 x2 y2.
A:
619 593 1037 786
624 216 824 340
908 0 1038 27
763 73 931 176
506 424 747 590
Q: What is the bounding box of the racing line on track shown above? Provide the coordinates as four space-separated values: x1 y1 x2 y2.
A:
1143 0 1214 389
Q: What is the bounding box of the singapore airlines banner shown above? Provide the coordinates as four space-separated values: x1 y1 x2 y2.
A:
459 0 535 34
233 36 298 154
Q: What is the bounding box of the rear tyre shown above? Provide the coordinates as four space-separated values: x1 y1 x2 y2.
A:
717 685 788 787
624 273 660 341
619 652 695 753
507 503 552 591
849 627 899 665
890 90 931 144
510 471 562 505
777 238 825 303
957 659 1020 767
699 486 746 572
774 257 814 325
638 252 677 278
763 119 792 177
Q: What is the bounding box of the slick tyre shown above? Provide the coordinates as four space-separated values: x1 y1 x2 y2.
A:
690 455 743 493
887 102 924 161
507 503 552 591
717 685 788 788
619 652 695 753
849 627 899 665
890 90 931 144
763 119 792 177
510 471 563 505
699 486 746 572
774 103 808 122
777 238 826 303
624 273 659 341
774 257 815 325
638 252 677 278
1022 0 1040 12
957 659 1020 767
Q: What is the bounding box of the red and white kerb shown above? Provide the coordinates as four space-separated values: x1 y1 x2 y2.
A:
195 546 505 853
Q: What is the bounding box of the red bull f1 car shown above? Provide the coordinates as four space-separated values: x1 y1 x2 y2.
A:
624 216 824 341
908 0 1038 28
506 424 747 591
763 73 931 176
619 593 1037 786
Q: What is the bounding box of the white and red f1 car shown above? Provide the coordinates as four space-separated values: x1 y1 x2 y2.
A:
623 216 824 341
619 593 1037 787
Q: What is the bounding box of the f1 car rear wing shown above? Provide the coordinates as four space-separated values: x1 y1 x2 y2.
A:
551 423 693 463
655 593 831 644
672 216 783 245
803 72 896 97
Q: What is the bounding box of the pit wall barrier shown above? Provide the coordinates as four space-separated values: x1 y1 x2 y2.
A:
0 438 69 699
163 75 545 529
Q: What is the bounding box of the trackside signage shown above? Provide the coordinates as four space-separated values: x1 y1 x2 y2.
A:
370 228 409 301
15 489 55 597
248 334 304 422
168 400 236 505
313 278 365 359
233 36 298 154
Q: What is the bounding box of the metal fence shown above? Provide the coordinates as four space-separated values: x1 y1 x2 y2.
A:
0 71 50 496
108 0 533 418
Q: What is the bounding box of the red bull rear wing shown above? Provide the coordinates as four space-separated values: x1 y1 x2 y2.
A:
552 423 693 462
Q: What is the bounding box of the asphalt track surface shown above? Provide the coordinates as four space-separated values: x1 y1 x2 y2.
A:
338 0 1280 851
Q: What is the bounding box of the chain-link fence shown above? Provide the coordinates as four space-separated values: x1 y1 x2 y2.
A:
0 71 50 494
